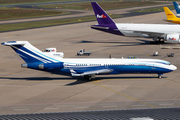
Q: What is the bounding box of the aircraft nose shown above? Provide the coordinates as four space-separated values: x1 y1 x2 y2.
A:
171 65 177 71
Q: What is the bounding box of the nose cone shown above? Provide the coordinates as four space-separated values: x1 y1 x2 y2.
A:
171 65 177 71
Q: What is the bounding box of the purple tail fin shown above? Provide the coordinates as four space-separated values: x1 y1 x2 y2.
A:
91 2 115 25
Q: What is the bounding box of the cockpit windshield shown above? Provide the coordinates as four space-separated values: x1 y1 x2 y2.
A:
166 63 171 65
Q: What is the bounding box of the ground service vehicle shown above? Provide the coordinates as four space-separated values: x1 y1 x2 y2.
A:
77 49 92 56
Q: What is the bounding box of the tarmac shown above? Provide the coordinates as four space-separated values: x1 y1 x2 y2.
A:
0 6 180 115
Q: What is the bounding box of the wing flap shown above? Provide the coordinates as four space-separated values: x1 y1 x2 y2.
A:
70 69 113 76
123 30 165 37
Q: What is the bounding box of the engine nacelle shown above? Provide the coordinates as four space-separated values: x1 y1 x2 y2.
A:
165 34 180 43
38 62 64 69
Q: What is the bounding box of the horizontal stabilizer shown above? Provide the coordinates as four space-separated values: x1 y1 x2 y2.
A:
163 19 173 22
1 41 25 46
91 25 109 30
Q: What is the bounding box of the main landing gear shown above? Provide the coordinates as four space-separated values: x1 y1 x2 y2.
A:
152 37 165 44
84 74 95 80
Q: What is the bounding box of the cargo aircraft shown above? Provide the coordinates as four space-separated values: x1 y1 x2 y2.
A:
1 41 177 80
163 7 180 24
91 2 180 43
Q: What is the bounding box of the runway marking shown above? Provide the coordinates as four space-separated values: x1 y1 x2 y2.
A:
92 82 157 108
149 74 180 84
74 107 89 109
131 104 146 107
0 79 75 84
100 78 157 81
44 108 59 110
103 106 117 108
13 106 28 108
93 80 100 82
100 103 115 105
159 103 173 106
57 105 74 107
14 109 29 111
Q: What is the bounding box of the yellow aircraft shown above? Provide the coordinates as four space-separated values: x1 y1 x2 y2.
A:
163 7 180 24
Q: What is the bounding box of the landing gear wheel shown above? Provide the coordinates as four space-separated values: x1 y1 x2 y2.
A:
84 75 88 79
84 75 92 80
158 75 162 79
88 77 92 80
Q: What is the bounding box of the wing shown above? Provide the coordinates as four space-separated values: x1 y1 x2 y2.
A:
70 69 113 76
122 30 165 37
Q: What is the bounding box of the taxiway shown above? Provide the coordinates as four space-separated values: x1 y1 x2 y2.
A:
0 8 180 115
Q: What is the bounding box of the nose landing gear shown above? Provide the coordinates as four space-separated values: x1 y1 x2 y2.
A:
158 74 163 79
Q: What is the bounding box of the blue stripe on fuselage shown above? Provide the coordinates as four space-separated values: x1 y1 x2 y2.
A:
60 64 172 75
12 45 60 63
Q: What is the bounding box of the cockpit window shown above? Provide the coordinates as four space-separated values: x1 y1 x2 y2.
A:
44 50 50 52
166 63 171 65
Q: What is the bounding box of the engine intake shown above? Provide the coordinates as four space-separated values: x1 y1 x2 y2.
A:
165 33 180 43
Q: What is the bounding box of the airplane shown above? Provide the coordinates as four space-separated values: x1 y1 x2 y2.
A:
173 2 180 17
163 7 180 24
1 41 177 80
91 2 180 44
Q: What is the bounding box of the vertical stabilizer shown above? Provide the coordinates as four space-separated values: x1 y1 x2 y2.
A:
163 7 177 19
91 2 115 25
173 2 180 16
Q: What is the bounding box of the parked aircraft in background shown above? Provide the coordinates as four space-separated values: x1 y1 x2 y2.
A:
91 2 180 43
1 41 177 79
163 7 180 24
173 2 180 16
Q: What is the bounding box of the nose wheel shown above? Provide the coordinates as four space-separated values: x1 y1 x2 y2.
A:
158 74 163 79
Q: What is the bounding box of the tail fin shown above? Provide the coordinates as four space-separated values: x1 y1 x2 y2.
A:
163 7 177 20
173 2 180 16
91 2 115 25
1 41 60 64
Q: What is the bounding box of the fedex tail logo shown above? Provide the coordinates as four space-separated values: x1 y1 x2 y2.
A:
169 37 176 40
97 14 107 18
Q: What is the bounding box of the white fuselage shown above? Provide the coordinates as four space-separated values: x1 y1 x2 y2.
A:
116 23 180 37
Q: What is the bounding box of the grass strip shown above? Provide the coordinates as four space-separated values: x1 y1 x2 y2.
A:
0 14 122 32
39 1 165 10
0 8 70 20
0 0 77 4
134 5 174 12
149 0 180 1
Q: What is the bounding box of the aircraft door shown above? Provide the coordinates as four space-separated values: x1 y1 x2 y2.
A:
105 64 108 68
64 63 68 69
152 64 156 69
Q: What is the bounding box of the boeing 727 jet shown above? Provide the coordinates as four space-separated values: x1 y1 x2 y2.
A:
1 41 177 80
91 2 180 43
